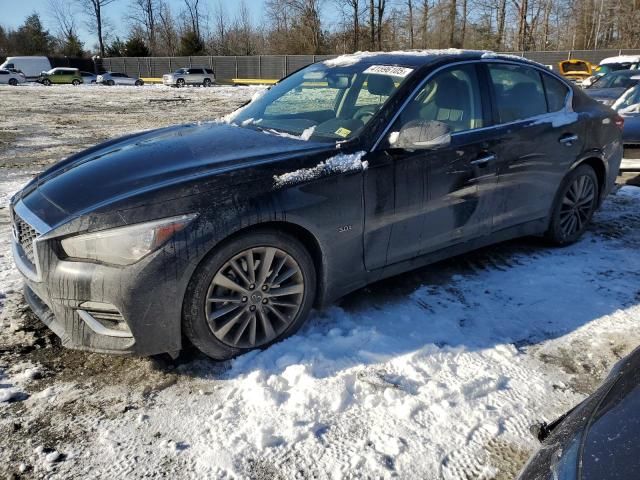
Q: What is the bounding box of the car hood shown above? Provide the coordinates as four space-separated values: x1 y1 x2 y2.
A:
16 123 334 228
585 87 626 102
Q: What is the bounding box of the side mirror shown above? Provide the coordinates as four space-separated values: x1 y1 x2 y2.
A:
391 120 452 150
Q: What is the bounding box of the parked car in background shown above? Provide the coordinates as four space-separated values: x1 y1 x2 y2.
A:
584 69 640 105
10 51 622 361
557 59 592 83
0 69 26 86
519 346 640 480
613 80 640 172
80 71 97 84
97 72 144 86
37 68 83 86
0 56 51 80
163 67 215 87
582 55 640 87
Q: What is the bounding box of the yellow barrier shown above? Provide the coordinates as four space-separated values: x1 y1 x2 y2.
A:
141 77 278 86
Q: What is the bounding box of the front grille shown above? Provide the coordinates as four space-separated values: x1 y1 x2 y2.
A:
13 213 38 265
623 146 640 160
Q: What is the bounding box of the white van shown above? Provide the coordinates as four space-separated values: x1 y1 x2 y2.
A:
0 56 52 80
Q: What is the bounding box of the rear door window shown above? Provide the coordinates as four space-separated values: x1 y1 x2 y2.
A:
488 64 547 123
189 68 203 75
542 74 570 112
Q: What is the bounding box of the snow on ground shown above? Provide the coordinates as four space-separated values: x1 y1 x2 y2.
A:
0 85 639 479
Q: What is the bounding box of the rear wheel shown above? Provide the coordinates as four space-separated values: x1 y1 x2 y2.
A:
72 79 81 86
8 78 18 86
203 78 212 87
183 230 316 360
546 164 599 245
135 79 144 86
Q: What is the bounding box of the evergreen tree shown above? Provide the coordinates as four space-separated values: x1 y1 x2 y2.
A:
14 14 53 55
125 35 151 57
178 29 205 55
105 37 126 57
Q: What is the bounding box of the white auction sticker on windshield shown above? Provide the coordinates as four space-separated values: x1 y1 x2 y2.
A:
363 65 414 77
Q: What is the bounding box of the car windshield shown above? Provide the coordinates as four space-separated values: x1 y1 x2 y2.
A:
614 84 640 113
589 71 633 89
229 62 415 141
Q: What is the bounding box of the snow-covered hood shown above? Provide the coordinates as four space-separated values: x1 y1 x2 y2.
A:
15 123 334 228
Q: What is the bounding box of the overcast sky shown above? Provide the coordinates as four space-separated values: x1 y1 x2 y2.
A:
1 0 273 50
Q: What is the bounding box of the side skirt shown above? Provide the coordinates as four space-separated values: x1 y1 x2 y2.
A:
321 217 548 306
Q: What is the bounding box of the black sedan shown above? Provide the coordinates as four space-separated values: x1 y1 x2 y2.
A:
519 346 640 480
10 50 623 360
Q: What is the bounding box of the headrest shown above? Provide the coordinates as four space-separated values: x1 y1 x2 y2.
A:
434 76 469 110
367 75 396 96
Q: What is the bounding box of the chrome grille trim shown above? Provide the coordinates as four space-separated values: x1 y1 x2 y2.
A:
11 200 50 282
14 214 37 265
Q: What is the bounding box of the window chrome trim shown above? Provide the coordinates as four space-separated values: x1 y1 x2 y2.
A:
371 57 575 152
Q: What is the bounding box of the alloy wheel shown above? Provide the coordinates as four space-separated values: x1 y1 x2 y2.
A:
559 174 596 238
205 246 305 348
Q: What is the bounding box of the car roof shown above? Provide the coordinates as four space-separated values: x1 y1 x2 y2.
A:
321 49 538 69
601 55 640 65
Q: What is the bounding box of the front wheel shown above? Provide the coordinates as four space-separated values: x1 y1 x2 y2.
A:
107 80 115 86
546 164 599 245
183 230 316 360
42 79 51 86
176 78 185 88
8 78 18 86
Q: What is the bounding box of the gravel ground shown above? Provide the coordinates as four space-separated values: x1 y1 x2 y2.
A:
0 84 639 480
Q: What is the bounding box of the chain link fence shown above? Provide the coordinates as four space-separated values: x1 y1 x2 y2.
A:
60 49 640 81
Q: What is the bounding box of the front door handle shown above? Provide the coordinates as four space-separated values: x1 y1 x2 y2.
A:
470 154 497 167
559 134 578 146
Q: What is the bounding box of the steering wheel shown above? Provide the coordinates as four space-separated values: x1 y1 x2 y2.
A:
353 105 381 122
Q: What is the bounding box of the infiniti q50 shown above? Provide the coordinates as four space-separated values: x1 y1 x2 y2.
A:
10 50 623 360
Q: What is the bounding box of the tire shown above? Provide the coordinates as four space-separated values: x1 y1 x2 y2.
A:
8 78 18 86
42 79 51 86
203 78 212 87
72 79 81 86
107 80 115 86
135 80 144 86
183 229 317 360
177 78 185 88
546 164 599 245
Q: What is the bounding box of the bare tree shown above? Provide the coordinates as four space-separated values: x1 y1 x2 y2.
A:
156 0 177 55
76 0 117 56
129 0 158 54
407 0 415 48
48 0 77 39
376 0 386 49
183 0 202 38
448 0 457 46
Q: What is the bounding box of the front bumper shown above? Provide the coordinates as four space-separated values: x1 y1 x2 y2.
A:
11 210 190 356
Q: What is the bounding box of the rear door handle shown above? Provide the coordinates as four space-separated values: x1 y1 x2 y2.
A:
470 154 497 167
559 134 578 145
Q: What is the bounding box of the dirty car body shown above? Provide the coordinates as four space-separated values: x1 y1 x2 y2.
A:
518 346 640 480
10 51 623 358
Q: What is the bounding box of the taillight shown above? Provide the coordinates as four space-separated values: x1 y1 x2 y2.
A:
614 114 625 131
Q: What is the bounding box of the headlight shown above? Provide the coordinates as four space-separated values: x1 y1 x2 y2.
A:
60 214 197 265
